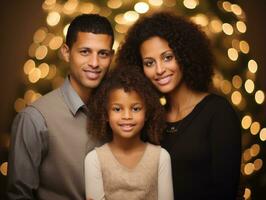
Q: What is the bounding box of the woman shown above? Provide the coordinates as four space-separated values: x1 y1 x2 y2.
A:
116 11 241 200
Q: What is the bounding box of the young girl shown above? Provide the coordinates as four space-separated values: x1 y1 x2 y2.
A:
85 66 173 200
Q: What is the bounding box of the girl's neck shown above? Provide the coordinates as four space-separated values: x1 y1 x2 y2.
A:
165 83 207 122
109 136 146 153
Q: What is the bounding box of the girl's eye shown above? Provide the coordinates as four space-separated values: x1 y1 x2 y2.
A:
132 106 142 112
112 107 121 112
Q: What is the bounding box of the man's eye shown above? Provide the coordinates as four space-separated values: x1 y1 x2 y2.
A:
99 51 110 58
80 50 89 55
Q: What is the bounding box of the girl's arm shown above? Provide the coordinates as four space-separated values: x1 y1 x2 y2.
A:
84 150 105 200
158 148 174 200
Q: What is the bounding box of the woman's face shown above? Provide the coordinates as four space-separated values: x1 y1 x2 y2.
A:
140 36 183 94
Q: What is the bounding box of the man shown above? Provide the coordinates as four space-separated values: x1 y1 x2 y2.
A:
7 14 114 200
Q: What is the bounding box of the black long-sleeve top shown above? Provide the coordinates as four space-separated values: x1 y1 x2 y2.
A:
161 94 241 200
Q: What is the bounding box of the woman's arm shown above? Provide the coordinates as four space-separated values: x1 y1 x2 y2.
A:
158 148 174 200
84 150 105 200
209 99 241 199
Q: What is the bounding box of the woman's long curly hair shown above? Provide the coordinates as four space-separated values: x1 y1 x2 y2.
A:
88 65 165 145
116 11 214 92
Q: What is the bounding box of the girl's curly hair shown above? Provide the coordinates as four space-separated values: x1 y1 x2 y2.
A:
116 11 214 92
88 65 165 145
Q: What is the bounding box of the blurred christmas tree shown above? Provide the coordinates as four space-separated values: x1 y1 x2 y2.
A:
1 0 265 199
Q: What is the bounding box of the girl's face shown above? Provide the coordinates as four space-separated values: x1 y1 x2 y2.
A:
107 89 146 141
140 36 183 94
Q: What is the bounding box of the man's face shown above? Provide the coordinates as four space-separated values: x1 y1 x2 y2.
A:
62 32 113 95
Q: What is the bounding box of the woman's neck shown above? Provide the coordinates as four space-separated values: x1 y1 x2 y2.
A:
165 83 208 122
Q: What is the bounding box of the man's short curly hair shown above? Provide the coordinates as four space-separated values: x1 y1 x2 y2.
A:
88 65 165 145
116 11 214 92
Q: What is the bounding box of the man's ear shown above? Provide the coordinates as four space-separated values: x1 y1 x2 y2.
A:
60 44 70 62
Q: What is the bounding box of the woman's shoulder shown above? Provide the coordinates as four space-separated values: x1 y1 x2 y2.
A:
205 93 234 110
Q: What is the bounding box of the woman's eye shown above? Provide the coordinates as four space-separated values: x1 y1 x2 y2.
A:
143 60 155 67
163 54 174 62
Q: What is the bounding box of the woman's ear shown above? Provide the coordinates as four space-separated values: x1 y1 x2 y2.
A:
60 44 70 62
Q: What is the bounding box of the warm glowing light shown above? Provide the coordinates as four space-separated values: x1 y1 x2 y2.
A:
241 115 252 129
220 80 232 94
259 128 266 141
243 188 251 199
28 43 39 58
164 0 176 7
49 36 63 50
113 40 120 52
210 19 222 33
35 45 48 60
250 122 260 135
33 28 47 43
115 14 127 25
124 11 139 23
0 162 8 176
160 97 167 106
244 163 254 175
23 59 36 75
243 149 251 162
222 1 232 12
99 7 112 17
254 159 263 171
232 75 242 89
227 48 238 61
248 59 258 73
107 0 122 9
250 144 260 157
115 24 129 34
255 90 265 104
239 40 249 54
46 64 57 80
24 90 36 105
183 0 198 9
38 63 50 78
222 23 233 35
79 3 94 14
231 39 240 50
236 21 247 33
63 24 70 37
29 68 41 83
244 79 255 94
231 4 242 16
134 2 149 14
63 0 78 15
46 11 61 26
44 0 56 6
191 14 209 27
14 98 26 112
149 0 163 6
231 91 242 105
